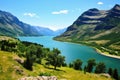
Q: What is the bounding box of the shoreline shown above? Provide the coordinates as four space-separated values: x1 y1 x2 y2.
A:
95 48 120 60
54 39 120 60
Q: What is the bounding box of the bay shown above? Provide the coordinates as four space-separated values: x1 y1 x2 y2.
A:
18 36 120 73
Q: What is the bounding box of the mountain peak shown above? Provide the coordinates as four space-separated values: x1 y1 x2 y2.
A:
82 8 101 16
112 4 120 10
73 8 106 25
89 8 99 12
109 4 120 18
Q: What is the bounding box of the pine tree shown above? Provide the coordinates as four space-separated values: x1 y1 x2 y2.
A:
108 68 113 76
69 63 73 68
113 68 119 80
95 62 106 73
73 59 82 70
86 59 96 73
24 56 33 71
84 65 87 74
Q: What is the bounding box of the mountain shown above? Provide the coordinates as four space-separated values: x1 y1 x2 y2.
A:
54 28 67 36
35 27 67 36
0 10 65 37
34 26 54 36
55 4 120 55
0 10 44 36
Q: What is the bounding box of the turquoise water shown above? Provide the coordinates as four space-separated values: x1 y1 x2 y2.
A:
18 36 120 73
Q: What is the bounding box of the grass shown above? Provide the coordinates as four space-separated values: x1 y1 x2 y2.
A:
0 50 113 80
29 63 112 80
0 51 23 80
0 36 16 41
110 44 120 50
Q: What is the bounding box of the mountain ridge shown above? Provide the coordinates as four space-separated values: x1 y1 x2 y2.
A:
0 10 42 36
0 10 66 36
55 4 120 56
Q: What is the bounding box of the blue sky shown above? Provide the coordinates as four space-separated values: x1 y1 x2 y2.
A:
0 0 120 30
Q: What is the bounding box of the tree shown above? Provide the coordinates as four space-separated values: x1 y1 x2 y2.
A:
108 68 113 76
24 56 33 71
73 59 82 70
95 62 106 73
46 48 65 70
17 43 26 53
62 62 67 67
113 68 119 80
84 65 87 74
23 44 48 70
69 63 73 68
86 59 96 73
17 43 26 57
23 44 37 70
35 46 44 64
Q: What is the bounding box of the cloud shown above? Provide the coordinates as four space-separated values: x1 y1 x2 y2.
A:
97 2 103 5
23 13 39 18
52 10 68 14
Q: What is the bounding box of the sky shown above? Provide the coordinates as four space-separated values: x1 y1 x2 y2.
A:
0 0 120 31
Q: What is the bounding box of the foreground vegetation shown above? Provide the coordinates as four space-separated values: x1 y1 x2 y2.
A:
0 50 113 80
0 36 118 80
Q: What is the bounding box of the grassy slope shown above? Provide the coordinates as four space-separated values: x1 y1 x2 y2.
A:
0 51 24 80
0 51 112 80
54 34 120 56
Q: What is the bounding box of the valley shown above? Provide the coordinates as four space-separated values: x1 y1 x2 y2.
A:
0 1 120 80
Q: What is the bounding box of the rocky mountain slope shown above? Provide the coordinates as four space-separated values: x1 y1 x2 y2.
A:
0 10 41 36
0 10 66 36
55 4 120 55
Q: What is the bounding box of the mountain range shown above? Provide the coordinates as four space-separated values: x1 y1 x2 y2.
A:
0 10 66 36
55 4 120 55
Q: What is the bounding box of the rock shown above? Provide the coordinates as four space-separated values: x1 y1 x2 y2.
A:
14 56 24 64
14 66 24 75
19 76 57 80
100 73 111 78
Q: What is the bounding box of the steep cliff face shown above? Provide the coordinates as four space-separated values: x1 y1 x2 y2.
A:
55 4 120 55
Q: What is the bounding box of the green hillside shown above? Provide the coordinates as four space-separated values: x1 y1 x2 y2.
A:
0 36 113 80
54 4 120 56
0 51 113 80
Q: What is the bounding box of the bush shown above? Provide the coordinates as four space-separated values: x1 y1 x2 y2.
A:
86 59 96 73
39 72 51 76
95 62 106 73
108 68 113 76
113 68 119 80
69 63 73 68
73 59 82 70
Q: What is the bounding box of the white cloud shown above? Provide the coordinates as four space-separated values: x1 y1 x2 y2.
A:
97 2 104 5
52 10 69 14
23 13 39 18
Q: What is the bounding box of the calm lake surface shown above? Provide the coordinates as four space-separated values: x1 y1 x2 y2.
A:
18 36 120 73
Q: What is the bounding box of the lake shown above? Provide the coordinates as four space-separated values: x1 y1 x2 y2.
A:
18 36 120 73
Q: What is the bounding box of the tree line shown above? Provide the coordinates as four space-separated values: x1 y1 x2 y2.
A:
0 39 65 71
69 58 120 80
